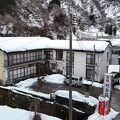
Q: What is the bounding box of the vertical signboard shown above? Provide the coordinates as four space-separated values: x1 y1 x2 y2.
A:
103 73 112 99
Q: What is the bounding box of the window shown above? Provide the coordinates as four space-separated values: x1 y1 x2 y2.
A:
33 52 36 60
24 53 27 62
37 51 42 60
66 63 74 76
56 50 63 61
9 56 12 65
86 53 94 64
118 58 120 65
107 52 109 62
27 53 31 61
20 68 24 77
50 63 56 70
9 70 13 80
30 52 34 61
112 50 119 54
74 78 78 81
20 54 24 63
28 67 31 75
18 69 21 77
13 68 18 79
25 67 28 76
45 51 53 60
33 66 36 73
8 50 43 65
13 55 17 64
66 52 74 62
86 65 94 80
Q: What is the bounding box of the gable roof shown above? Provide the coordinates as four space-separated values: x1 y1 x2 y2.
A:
0 37 109 53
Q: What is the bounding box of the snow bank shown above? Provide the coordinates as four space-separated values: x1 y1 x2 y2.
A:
55 90 98 106
87 108 119 120
15 78 38 88
44 74 65 84
3 78 50 99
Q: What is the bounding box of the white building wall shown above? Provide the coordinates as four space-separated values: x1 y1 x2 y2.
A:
49 50 66 74
49 45 111 82
112 54 118 65
95 53 100 81
98 46 111 82
56 51 66 75
74 52 86 78
0 50 8 84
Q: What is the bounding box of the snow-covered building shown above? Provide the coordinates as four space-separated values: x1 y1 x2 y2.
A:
0 37 111 85
110 39 120 65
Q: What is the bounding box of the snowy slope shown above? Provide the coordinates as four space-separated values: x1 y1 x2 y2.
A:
0 0 119 38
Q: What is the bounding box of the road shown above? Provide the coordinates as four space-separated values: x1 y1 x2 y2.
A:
111 89 120 120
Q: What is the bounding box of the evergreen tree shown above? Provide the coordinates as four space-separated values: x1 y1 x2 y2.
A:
0 0 16 14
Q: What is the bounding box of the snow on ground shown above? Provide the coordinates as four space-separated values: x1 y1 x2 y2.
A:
0 74 103 100
15 78 38 88
5 78 50 99
0 105 61 120
87 107 119 120
0 74 119 119
44 74 65 84
2 74 103 100
15 78 50 99
0 74 65 99
16 74 103 88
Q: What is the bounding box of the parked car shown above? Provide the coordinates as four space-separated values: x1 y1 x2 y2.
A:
64 76 82 87
111 72 120 88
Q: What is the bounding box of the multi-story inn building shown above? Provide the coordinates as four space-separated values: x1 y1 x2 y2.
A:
0 37 111 85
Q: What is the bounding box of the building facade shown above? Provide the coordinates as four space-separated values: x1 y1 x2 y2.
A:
0 37 111 85
111 46 120 65
48 47 111 82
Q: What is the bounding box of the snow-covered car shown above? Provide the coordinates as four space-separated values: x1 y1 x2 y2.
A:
64 76 82 87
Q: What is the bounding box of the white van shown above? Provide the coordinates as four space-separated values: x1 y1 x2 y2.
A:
64 76 82 87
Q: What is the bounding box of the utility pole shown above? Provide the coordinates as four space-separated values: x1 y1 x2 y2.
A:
92 45 95 83
69 5 73 120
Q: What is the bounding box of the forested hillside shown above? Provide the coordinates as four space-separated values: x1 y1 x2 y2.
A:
0 0 119 39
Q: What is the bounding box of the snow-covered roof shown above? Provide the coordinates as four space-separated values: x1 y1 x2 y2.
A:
110 38 120 46
108 65 120 74
0 37 109 53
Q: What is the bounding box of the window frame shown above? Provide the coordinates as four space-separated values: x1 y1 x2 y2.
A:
56 50 63 61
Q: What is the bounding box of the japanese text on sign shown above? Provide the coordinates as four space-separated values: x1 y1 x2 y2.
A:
103 73 112 99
